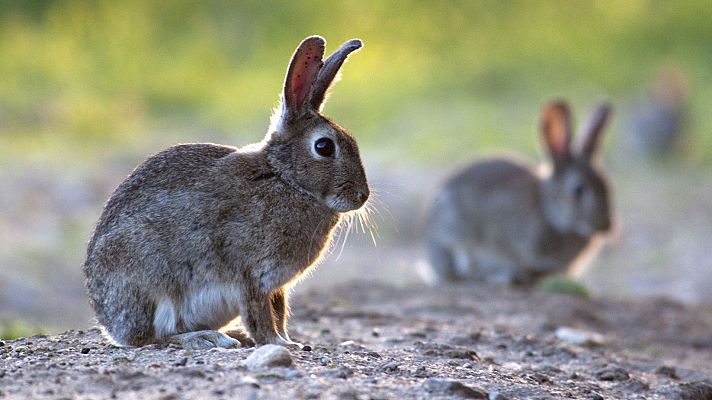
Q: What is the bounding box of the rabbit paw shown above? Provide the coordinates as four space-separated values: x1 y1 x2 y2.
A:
273 336 309 351
167 330 241 350
224 327 256 347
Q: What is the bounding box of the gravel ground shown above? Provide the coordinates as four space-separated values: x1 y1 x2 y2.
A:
1 282 711 400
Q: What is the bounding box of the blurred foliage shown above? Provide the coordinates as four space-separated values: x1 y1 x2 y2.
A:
0 318 43 340
0 0 711 163
538 275 590 297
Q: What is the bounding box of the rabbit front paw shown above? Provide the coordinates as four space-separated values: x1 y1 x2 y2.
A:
165 330 241 350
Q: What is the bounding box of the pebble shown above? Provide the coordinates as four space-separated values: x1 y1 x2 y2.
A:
379 361 400 373
422 378 488 399
240 375 260 388
595 367 629 381
555 327 605 347
245 345 293 370
80 348 91 354
677 381 712 400
654 365 679 379
411 366 429 378
174 357 188 367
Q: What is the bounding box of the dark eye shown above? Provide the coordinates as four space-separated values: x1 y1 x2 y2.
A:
573 183 585 200
314 137 335 157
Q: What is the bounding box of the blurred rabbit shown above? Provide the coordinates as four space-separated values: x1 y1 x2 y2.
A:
83 36 369 349
626 65 688 159
426 100 612 285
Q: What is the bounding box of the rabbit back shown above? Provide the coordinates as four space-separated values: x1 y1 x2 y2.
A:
427 158 546 283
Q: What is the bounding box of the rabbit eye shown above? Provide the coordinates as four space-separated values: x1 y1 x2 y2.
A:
573 183 585 200
314 137 336 158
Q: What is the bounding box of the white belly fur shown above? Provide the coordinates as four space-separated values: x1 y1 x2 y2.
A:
153 284 242 337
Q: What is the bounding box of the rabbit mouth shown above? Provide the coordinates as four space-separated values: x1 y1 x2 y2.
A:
325 193 366 212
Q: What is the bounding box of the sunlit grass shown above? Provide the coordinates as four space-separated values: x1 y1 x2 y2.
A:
1 1 711 164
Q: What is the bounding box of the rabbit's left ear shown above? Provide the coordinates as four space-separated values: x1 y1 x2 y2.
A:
541 100 573 166
283 36 326 119
308 39 362 111
578 103 612 160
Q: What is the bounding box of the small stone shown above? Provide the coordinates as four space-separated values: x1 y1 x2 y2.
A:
555 327 605 347
240 375 260 388
0 341 4 347
379 361 400 373
301 345 312 352
678 381 712 400
174 357 188 367
595 367 629 381
80 348 91 354
654 365 679 380
622 379 649 392
590 394 604 400
245 345 293 370
319 356 331 366
372 329 380 337
422 378 488 399
411 366 429 378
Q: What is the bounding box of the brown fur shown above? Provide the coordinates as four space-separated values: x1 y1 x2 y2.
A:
83 36 368 348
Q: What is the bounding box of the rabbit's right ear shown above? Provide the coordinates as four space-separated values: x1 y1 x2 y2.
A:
541 100 573 166
308 39 363 111
282 36 326 121
577 103 612 160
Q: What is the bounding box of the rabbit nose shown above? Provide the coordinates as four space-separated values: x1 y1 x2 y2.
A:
356 190 369 204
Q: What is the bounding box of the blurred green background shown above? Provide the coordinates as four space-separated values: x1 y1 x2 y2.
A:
1 0 711 338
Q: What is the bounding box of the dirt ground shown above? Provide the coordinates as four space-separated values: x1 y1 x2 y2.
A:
1 281 711 400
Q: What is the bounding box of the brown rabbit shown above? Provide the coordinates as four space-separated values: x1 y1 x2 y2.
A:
83 36 369 349
426 100 612 285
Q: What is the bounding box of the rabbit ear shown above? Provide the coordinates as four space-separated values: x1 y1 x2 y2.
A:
541 100 573 165
577 103 612 160
283 36 326 119
308 39 363 111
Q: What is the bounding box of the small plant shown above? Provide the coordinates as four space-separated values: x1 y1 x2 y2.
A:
537 275 590 297
0 318 42 340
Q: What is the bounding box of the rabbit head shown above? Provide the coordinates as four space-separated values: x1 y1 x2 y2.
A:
265 36 369 212
539 100 612 237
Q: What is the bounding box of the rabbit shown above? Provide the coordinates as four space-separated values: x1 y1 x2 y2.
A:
426 100 612 285
625 65 688 160
82 36 369 350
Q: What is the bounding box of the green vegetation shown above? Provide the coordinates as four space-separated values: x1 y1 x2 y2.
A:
538 275 590 297
0 318 43 340
1 1 711 164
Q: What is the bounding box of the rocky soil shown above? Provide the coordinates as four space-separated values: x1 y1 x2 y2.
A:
1 282 711 399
